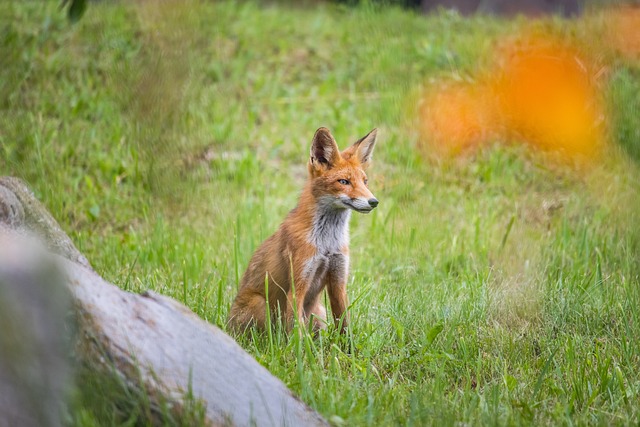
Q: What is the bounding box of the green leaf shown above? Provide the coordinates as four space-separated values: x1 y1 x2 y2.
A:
426 323 443 345
390 316 405 343
504 374 518 392
88 204 100 220
67 0 87 23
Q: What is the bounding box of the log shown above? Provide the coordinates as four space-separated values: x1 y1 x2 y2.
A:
0 235 71 427
0 177 328 427
0 177 90 269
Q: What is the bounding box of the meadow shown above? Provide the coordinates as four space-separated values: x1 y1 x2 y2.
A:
1 1 640 425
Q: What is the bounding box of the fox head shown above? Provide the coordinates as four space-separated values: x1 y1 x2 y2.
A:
307 127 379 213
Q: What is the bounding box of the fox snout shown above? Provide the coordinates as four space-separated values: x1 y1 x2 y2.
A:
339 195 379 213
354 196 379 213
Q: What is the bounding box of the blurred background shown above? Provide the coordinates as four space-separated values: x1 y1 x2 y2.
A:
1 0 639 425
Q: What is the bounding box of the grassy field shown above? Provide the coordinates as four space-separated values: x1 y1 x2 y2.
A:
2 1 640 425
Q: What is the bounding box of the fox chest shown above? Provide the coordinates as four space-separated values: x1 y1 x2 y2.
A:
302 207 351 291
302 252 349 293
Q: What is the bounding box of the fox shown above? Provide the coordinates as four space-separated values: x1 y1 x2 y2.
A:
227 127 379 335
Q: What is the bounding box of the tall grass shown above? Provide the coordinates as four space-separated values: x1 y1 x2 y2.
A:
1 1 639 425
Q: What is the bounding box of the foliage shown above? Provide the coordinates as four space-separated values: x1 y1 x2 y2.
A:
61 0 87 23
1 1 639 425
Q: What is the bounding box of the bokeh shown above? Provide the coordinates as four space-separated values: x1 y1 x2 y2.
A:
418 7 640 161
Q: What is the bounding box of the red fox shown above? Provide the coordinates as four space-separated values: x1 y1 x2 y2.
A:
228 127 379 335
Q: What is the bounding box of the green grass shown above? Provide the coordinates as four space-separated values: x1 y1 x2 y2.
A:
2 1 640 425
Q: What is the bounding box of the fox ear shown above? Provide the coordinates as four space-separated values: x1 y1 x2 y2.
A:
310 127 340 170
352 128 378 169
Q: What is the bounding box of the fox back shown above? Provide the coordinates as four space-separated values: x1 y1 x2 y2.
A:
228 127 379 335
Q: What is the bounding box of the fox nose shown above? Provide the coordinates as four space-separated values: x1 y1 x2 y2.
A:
368 198 379 208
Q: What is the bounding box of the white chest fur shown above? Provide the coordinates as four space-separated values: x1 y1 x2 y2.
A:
309 199 351 255
304 200 351 287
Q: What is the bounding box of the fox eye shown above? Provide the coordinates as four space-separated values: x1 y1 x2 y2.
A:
338 179 350 185
364 178 368 186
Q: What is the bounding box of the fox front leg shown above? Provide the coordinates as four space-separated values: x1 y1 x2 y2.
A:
325 254 350 334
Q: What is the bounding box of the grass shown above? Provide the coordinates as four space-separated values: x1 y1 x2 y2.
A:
1 0 640 425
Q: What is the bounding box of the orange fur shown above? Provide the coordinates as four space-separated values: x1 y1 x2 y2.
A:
228 127 379 335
